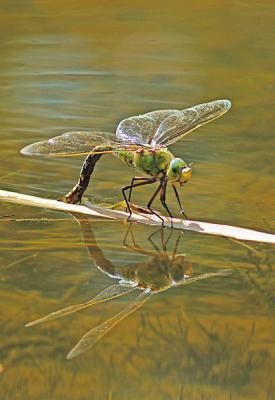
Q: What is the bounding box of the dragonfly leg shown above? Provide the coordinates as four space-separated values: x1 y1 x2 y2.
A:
172 184 188 220
160 179 173 227
123 224 156 256
172 230 184 260
122 178 156 220
127 177 153 204
146 181 165 225
147 229 163 254
60 153 103 204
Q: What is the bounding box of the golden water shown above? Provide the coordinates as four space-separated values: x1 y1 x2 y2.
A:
0 0 274 399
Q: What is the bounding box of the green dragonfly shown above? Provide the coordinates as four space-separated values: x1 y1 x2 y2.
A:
21 99 231 222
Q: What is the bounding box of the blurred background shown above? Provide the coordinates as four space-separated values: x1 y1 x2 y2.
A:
0 0 274 399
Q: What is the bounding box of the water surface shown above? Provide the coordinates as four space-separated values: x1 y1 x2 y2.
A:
0 0 274 399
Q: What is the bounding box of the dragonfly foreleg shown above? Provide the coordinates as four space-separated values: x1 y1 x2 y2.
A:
60 153 103 204
172 184 188 220
160 179 173 226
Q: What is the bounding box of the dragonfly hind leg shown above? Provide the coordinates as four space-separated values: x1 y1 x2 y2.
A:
122 177 156 220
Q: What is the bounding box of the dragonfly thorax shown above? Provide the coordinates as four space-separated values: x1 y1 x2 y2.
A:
118 147 174 178
118 148 192 187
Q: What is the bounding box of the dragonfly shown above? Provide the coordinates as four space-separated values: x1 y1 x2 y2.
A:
21 99 231 222
25 220 231 359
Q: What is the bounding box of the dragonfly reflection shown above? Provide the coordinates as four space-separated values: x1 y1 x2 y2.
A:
26 220 231 359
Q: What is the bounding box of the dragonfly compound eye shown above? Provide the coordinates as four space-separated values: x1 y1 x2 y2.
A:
169 256 193 284
167 158 192 187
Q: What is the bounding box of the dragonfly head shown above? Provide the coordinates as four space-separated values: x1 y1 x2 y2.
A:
169 255 193 285
167 158 192 188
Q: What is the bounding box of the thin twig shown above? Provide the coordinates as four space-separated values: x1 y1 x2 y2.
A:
0 189 275 244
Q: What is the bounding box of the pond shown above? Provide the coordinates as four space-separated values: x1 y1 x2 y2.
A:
0 0 274 399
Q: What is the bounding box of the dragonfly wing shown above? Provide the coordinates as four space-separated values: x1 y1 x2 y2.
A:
62 131 127 146
174 269 232 287
25 284 137 327
21 100 231 157
21 135 96 157
21 131 138 157
67 289 154 359
116 110 179 145
152 111 187 146
154 100 231 146
116 115 156 145
144 109 180 127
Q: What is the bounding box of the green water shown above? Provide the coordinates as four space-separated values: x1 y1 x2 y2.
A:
0 0 274 399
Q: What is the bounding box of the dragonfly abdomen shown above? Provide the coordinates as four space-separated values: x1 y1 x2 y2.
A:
118 148 174 177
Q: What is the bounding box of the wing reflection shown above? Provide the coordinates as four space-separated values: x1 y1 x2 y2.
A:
26 218 231 358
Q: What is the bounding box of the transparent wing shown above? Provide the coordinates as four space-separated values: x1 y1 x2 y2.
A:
25 284 137 327
21 131 141 157
154 100 231 146
67 289 154 359
21 100 231 157
174 269 232 287
116 110 179 145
